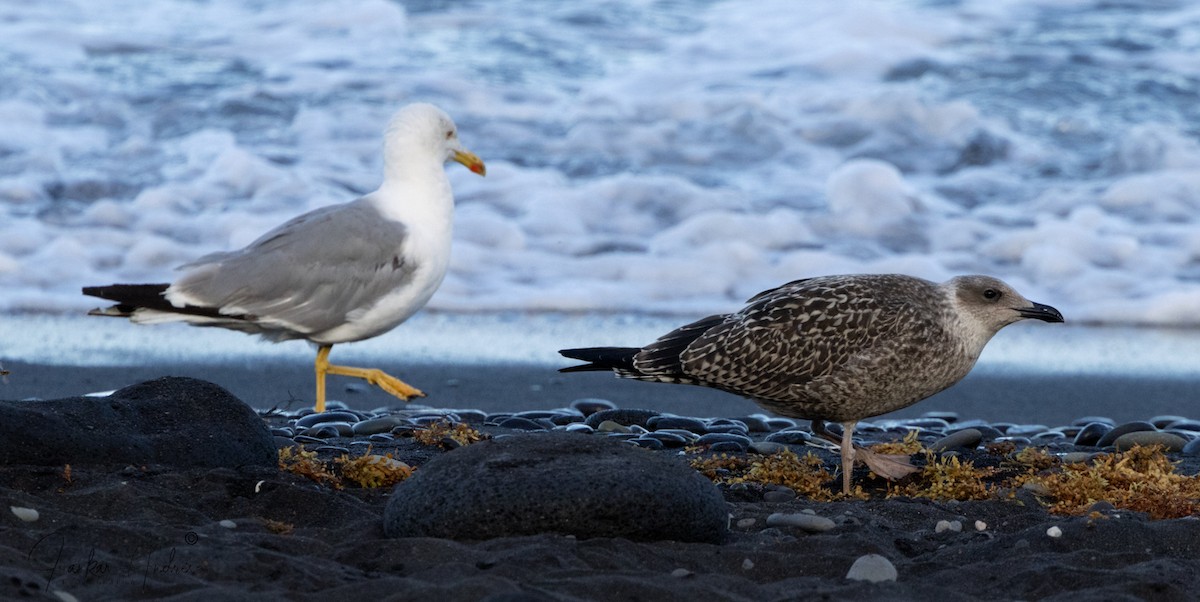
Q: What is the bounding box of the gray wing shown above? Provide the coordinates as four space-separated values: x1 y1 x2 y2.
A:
673 276 927 402
169 199 416 336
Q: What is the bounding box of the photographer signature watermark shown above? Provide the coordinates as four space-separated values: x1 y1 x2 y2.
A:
28 531 200 589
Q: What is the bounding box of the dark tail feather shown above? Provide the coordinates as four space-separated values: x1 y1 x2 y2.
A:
558 347 640 373
83 283 172 316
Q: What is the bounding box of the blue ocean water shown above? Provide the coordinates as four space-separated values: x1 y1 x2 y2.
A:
1 0 1199 328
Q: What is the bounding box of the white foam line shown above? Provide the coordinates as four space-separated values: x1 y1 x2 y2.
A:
1 313 1198 378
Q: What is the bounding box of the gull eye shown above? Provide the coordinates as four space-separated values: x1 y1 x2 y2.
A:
982 288 1001 301
445 130 455 140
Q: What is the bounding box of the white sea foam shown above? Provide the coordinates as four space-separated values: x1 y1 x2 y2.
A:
1 0 1199 326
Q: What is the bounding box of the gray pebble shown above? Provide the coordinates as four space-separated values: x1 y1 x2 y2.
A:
1073 422 1112 447
1166 420 1200 432
929 428 982 453
295 411 360 429
698 432 753 447
1096 421 1157 448
1059 452 1093 464
648 415 707 433
654 428 701 442
368 433 395 443
709 441 748 453
584 408 660 429
764 430 811 445
563 423 595 434
596 420 632 434
1183 438 1200 457
629 437 666 450
1005 424 1050 437
642 431 690 448
351 416 404 436
845 554 898 583
308 422 352 438
732 416 772 432
762 488 797 503
750 442 788 455
766 512 836 533
497 417 548 431
1113 431 1187 452
1150 415 1190 429
764 418 798 431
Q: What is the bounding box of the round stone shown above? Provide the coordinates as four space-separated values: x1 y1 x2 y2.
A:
765 429 812 445
351 416 404 436
1005 424 1050 437
1073 422 1112 447
749 442 788 455
1096 421 1157 448
629 437 666 450
641 431 690 448
846 554 898 583
647 415 708 433
1182 438 1200 457
766 512 835 533
733 416 773 432
1113 431 1187 453
697 432 753 448
384 432 729 542
584 409 661 429
295 411 361 429
1149 415 1190 429
709 441 747 453
929 428 982 453
497 417 549 431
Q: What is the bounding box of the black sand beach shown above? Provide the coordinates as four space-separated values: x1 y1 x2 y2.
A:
1 363 1200 600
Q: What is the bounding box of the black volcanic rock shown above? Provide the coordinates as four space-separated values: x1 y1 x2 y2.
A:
0 376 276 467
384 432 729 542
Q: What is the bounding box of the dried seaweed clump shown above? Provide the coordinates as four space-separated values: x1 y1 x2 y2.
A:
336 453 413 488
689 453 751 481
1023 445 1200 519
870 429 923 455
1011 446 1059 471
890 453 995 501
278 447 342 489
414 421 488 448
704 449 849 501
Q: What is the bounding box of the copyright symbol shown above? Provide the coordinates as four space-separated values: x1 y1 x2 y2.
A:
184 531 198 545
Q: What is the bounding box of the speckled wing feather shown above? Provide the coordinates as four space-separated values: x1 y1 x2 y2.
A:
169 199 416 340
636 275 952 420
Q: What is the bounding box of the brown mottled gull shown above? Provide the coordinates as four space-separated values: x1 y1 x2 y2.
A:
560 273 1064 494
83 103 486 413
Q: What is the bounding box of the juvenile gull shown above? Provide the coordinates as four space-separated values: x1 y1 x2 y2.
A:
560 274 1064 494
84 103 485 413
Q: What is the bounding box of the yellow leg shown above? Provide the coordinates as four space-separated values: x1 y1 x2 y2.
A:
313 344 424 412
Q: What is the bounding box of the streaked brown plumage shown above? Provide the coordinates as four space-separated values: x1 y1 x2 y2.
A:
561 273 1064 494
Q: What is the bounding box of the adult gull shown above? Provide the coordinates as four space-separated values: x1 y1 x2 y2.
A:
560 274 1064 494
85 103 485 413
